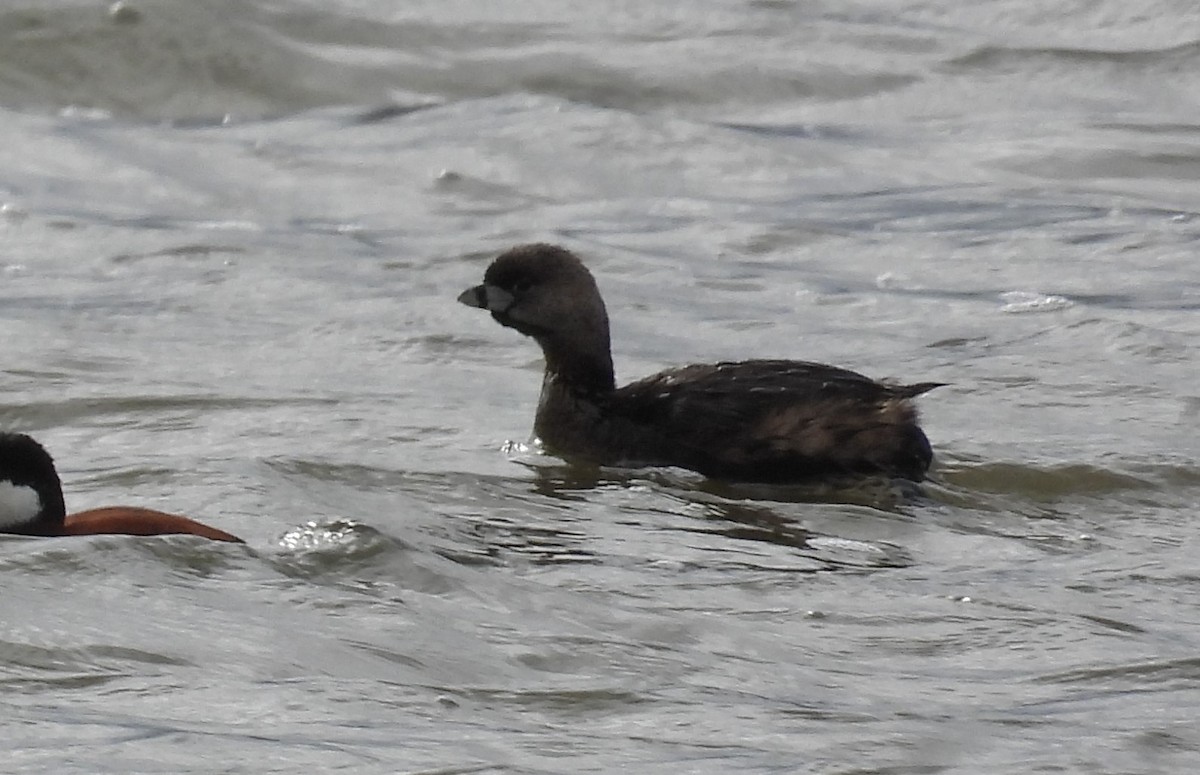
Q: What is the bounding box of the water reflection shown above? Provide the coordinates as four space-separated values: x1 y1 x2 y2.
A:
526 461 914 570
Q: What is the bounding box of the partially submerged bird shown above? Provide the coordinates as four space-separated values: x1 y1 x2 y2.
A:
458 243 943 484
0 432 243 542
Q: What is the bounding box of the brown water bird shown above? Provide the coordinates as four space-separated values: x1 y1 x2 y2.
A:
0 432 243 542
458 243 943 483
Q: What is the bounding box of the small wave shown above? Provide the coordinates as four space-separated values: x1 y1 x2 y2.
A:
0 532 246 580
935 460 1193 501
947 38 1200 72
0 1 410 121
0 638 191 695
270 519 417 582
1038 655 1200 687
277 518 387 554
999 291 1073 313
1 394 339 433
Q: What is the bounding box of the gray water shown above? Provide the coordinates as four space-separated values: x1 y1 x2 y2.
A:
2 1 1200 772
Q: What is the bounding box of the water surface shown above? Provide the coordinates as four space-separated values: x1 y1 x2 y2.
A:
2 1 1200 772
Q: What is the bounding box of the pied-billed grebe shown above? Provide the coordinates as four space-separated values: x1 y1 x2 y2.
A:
458 243 943 483
0 432 243 542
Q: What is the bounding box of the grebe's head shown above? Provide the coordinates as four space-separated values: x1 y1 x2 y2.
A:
458 243 615 391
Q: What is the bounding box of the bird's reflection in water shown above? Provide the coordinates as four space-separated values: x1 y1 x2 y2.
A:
525 460 916 571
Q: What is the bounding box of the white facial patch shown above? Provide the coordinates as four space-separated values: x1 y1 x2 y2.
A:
0 481 41 529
